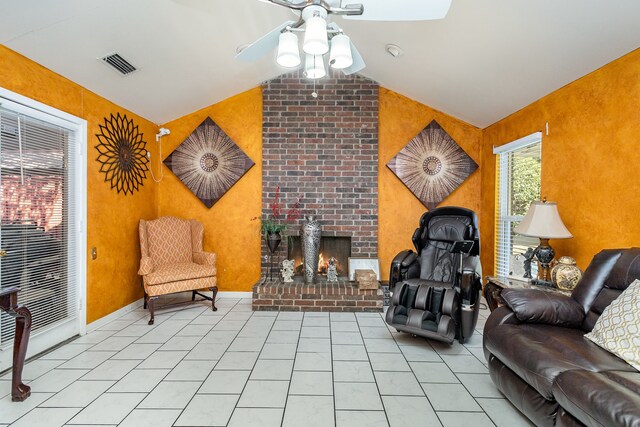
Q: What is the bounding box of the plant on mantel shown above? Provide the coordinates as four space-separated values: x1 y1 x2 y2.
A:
254 186 302 251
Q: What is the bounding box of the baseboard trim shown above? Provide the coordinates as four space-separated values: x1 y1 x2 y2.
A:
86 298 144 332
218 291 253 298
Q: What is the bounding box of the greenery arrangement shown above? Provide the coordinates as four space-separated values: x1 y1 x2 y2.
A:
256 186 302 238
511 155 541 216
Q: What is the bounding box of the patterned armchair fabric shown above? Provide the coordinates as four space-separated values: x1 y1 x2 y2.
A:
138 216 218 324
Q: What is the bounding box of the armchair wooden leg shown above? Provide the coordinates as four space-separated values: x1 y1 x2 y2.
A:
147 296 157 325
143 291 148 310
191 291 196 301
210 286 218 311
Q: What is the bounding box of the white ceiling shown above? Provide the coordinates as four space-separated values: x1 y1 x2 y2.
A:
2 0 640 127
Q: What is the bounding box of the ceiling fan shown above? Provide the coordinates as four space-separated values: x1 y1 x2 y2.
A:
236 0 452 78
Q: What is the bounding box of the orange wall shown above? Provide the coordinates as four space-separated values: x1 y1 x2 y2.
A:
481 48 640 275
158 88 263 291
0 46 158 323
379 88 483 280
14 38 636 315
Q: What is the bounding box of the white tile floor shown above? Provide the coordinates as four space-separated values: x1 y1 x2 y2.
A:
0 295 534 427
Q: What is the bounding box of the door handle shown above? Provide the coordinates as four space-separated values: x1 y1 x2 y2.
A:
0 249 7 258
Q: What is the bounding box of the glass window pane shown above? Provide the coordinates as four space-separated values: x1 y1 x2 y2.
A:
495 137 541 280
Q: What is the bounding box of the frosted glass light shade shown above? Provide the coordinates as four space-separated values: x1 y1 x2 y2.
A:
303 16 329 55
514 201 573 239
329 34 353 69
276 32 300 67
304 54 326 79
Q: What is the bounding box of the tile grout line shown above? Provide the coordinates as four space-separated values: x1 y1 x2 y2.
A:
219 304 280 425
57 298 235 425
95 301 225 425
354 311 392 426
384 310 445 427
172 298 253 425
279 311 308 427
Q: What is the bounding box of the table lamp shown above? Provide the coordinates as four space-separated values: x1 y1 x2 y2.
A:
514 199 572 286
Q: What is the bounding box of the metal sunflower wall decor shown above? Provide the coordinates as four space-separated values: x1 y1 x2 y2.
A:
387 120 478 210
164 117 255 208
95 113 149 195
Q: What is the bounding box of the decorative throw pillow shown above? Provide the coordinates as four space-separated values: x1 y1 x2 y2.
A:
585 279 640 371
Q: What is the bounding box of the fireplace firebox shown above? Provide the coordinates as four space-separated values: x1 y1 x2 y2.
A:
287 236 351 277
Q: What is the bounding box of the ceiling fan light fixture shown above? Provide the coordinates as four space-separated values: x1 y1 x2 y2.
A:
303 15 329 55
304 54 326 79
329 34 353 69
276 32 301 67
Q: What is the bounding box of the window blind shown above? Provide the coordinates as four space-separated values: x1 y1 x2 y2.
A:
0 106 80 347
494 135 542 279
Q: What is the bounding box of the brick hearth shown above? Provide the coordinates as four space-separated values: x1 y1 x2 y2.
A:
253 279 383 312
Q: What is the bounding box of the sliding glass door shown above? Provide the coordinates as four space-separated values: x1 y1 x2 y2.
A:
0 89 86 370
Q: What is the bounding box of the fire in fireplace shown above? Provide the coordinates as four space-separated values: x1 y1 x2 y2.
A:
288 236 352 277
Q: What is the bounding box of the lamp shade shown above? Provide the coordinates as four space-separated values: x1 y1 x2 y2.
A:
303 15 329 55
329 34 353 69
514 201 573 239
303 54 326 79
276 32 301 68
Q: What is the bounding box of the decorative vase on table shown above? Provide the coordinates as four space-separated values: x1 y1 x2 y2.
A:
265 232 282 282
551 256 583 291
301 215 321 284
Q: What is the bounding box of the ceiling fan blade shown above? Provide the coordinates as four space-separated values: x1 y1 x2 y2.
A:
342 41 365 75
343 0 452 21
235 20 296 61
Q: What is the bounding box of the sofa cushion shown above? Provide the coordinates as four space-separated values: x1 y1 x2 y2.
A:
552 370 640 427
144 262 217 286
585 279 640 371
485 323 636 399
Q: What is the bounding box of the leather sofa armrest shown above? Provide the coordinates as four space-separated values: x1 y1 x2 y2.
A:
138 256 154 275
501 288 584 327
193 251 216 266
483 305 519 361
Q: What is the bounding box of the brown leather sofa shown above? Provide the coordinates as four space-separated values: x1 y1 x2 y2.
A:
483 248 640 427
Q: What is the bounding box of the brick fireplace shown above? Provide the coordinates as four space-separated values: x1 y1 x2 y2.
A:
260 69 379 277
254 70 382 312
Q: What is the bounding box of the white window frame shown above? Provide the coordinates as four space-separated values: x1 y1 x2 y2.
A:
0 86 87 367
493 132 542 279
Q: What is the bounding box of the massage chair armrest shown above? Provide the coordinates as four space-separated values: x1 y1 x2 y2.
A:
193 251 217 266
501 288 584 328
389 250 419 290
138 256 154 276
462 254 482 277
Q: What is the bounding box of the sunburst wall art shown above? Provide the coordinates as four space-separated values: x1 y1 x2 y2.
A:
164 117 255 208
95 113 149 195
387 120 478 210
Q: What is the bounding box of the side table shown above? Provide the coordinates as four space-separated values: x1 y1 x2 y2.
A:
484 276 571 312
0 286 32 401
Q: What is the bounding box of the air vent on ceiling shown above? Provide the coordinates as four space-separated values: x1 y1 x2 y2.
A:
99 53 137 76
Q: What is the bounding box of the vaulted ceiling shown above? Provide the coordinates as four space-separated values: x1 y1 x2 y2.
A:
2 0 640 127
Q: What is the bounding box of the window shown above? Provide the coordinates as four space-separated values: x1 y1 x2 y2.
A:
494 133 541 279
0 87 86 368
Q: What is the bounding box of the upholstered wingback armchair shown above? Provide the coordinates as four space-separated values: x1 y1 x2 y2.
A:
138 216 217 325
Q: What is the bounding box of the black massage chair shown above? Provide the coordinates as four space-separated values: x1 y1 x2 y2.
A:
386 207 482 343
